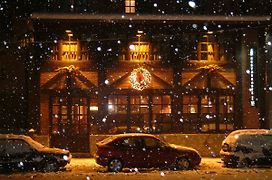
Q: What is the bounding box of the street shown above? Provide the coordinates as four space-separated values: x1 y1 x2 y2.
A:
1 158 272 180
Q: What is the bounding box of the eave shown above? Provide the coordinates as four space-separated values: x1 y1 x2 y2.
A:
31 13 271 24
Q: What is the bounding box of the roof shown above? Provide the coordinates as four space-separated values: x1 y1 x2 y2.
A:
41 65 97 92
31 13 271 24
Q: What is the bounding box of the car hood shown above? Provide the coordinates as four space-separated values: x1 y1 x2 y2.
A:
169 144 200 154
38 147 70 155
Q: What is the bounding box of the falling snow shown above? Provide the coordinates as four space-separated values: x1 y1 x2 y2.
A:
0 1 272 179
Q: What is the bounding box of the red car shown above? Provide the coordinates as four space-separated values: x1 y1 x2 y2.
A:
95 133 201 172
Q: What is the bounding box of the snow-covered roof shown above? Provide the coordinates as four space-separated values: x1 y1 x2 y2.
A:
112 133 157 138
97 133 159 146
228 129 271 136
31 13 271 24
223 129 272 145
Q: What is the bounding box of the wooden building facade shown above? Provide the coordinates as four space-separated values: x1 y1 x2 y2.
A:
2 0 271 153
32 14 268 152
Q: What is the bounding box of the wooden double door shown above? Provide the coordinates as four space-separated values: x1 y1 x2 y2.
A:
49 96 90 152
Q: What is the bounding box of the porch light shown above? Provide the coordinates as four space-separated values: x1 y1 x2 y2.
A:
108 104 113 110
65 30 73 40
129 44 135 50
90 106 98 111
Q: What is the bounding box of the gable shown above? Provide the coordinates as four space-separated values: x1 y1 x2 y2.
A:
110 71 173 90
41 69 97 91
183 70 235 90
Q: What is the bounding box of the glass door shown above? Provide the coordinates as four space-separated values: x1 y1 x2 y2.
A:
50 96 90 152
130 95 149 132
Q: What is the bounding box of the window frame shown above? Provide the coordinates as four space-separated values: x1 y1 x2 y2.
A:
125 0 136 13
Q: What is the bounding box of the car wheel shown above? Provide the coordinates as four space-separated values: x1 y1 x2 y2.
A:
108 158 123 172
176 157 191 170
42 159 59 172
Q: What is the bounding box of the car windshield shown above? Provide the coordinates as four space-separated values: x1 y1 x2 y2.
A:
156 137 169 147
97 136 119 146
26 137 45 150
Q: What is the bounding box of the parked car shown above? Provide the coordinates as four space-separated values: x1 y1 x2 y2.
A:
220 129 272 168
95 133 201 172
0 134 71 172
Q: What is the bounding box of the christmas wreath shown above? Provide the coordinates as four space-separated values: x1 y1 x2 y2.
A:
130 68 151 91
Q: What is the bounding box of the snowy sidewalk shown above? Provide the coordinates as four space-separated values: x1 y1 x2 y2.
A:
1 158 272 180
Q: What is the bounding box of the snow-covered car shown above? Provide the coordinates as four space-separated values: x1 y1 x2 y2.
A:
220 129 272 167
0 134 71 172
95 133 201 172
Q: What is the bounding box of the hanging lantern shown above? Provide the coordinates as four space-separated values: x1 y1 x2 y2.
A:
130 67 151 91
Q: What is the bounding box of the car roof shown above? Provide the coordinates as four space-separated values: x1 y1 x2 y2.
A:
112 133 157 138
228 129 272 136
97 133 158 146
0 134 30 140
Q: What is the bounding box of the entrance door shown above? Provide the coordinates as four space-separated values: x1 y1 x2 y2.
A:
199 95 217 131
49 96 90 152
130 95 150 132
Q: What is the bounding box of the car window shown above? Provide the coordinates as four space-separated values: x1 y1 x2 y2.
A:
0 139 5 154
26 137 45 150
261 135 272 148
119 137 141 148
143 137 160 148
5 139 32 154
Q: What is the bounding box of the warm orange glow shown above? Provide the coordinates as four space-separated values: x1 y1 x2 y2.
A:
130 67 151 91
195 35 219 61
60 41 78 61
128 42 150 61
125 0 135 13
128 31 151 61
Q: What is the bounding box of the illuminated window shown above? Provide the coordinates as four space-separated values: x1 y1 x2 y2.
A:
61 41 78 61
152 95 172 132
72 98 88 134
192 34 219 61
182 95 234 132
108 95 128 114
19 32 34 47
182 95 198 113
55 30 83 61
128 31 150 61
219 96 233 113
125 0 135 13
152 96 171 114
130 95 149 114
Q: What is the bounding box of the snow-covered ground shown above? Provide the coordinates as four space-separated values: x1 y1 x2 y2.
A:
1 158 272 180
